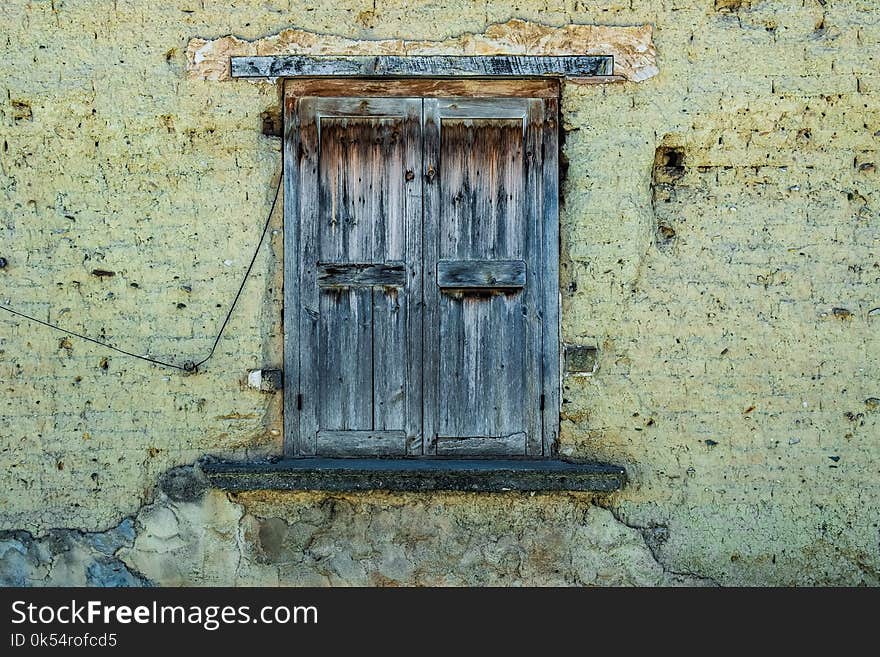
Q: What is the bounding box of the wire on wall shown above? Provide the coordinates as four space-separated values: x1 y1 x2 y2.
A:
0 169 283 374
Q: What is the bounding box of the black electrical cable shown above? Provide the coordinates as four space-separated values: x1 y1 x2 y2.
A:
0 170 282 374
192 173 282 371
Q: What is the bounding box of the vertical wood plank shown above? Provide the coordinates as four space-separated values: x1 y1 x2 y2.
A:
437 290 466 436
402 100 424 454
364 107 413 436
318 289 373 429
541 95 561 456
422 99 440 454
437 117 472 436
282 83 301 457
372 287 405 431
318 117 377 264
494 291 526 439
297 97 321 455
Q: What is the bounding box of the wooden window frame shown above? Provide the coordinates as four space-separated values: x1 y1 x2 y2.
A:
282 78 561 459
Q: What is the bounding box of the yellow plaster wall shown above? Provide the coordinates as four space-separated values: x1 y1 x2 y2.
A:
1 0 878 585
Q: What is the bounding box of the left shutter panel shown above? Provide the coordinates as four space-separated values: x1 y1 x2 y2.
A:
296 97 423 457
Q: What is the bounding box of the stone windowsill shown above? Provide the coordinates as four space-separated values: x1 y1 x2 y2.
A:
200 457 626 493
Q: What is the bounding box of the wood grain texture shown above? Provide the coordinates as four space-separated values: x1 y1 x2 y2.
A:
437 259 526 289
437 98 530 120
282 89 303 456
540 97 561 456
295 95 320 455
524 98 545 456
432 103 529 446
318 289 373 430
422 99 441 455
400 100 423 454
294 96 422 456
287 89 560 458
232 55 613 79
286 78 559 98
317 263 406 287
373 287 406 432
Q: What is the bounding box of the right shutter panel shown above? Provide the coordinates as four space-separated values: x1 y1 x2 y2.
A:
423 98 546 457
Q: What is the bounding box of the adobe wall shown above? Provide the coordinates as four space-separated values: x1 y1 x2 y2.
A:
1 0 877 586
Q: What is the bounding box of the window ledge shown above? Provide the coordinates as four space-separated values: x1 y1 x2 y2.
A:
200 458 626 493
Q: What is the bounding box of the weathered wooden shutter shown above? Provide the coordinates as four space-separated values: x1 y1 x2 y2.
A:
286 88 559 458
422 98 549 457
293 97 423 456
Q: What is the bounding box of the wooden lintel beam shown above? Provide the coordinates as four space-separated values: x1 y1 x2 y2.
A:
232 54 613 79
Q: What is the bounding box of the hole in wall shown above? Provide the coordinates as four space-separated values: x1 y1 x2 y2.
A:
651 140 687 250
261 107 282 138
653 146 686 181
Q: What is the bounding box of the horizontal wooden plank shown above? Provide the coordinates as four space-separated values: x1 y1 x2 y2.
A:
435 433 527 456
437 260 526 289
317 430 407 456
437 98 528 119
286 78 560 98
233 55 613 79
318 263 406 287
302 96 414 118
569 75 627 84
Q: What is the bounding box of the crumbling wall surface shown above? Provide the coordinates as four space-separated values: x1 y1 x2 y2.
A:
121 467 705 586
1 0 879 586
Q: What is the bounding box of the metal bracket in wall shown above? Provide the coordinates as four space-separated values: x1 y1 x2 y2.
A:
230 54 613 79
